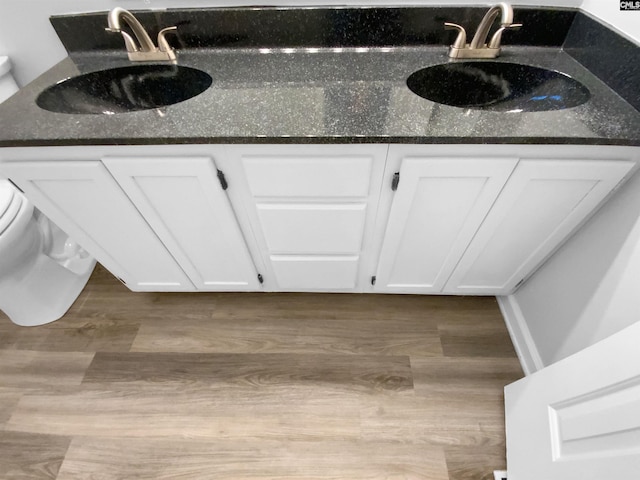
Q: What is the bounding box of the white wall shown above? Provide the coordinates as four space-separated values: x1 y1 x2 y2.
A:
581 0 640 42
1 0 582 86
511 168 640 367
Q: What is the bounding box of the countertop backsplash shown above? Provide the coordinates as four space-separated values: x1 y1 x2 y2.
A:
50 6 577 52
564 12 640 112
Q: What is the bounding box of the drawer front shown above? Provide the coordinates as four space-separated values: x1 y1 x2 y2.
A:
256 203 367 254
270 255 359 290
242 156 372 198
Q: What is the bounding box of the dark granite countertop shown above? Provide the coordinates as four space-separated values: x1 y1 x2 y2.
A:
0 45 639 147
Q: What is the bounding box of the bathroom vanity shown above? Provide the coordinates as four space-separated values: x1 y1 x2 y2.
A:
0 6 639 295
1 142 638 296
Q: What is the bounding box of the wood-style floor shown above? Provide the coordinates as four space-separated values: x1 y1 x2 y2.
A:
0 264 523 480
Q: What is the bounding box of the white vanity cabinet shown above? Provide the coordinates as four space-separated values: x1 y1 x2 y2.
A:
0 159 194 291
372 149 518 293
217 145 388 291
102 155 262 291
0 144 635 296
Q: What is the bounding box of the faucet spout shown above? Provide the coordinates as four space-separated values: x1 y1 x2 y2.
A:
107 7 156 53
469 2 514 50
444 2 520 59
105 7 177 62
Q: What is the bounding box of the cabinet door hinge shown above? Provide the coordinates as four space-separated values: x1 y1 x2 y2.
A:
258 273 264 284
391 172 400 191
217 169 229 190
371 275 376 286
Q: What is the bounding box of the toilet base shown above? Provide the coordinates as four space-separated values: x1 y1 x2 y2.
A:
0 254 96 327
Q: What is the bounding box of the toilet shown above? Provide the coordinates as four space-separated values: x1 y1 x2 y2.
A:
0 181 96 326
0 56 96 326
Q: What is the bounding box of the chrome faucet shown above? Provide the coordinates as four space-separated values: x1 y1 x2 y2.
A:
445 3 522 59
105 7 177 62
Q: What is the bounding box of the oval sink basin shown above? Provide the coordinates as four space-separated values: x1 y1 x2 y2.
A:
407 62 590 112
36 65 212 115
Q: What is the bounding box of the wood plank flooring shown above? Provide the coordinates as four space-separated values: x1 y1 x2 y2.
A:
0 264 523 479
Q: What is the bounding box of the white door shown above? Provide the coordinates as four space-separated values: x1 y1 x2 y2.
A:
445 159 634 295
374 157 517 293
505 321 640 479
103 156 261 291
1 161 193 291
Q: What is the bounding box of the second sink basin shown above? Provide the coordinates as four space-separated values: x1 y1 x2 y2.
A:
36 64 213 115
407 61 590 112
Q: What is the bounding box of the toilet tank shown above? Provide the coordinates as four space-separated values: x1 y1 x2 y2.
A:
0 56 19 103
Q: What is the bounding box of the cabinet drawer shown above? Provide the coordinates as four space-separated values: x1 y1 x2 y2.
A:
270 255 359 289
242 156 372 198
257 203 367 253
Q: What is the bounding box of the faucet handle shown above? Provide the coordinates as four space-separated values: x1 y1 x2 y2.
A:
444 22 467 49
158 26 178 53
488 23 522 49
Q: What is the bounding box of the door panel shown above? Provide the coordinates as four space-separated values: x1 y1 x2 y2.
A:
445 159 634 294
103 156 260 290
505 321 640 479
2 161 193 291
374 157 518 293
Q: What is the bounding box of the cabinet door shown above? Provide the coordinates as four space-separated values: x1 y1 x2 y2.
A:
444 159 634 295
103 156 261 291
374 156 518 293
220 145 387 291
1 161 193 291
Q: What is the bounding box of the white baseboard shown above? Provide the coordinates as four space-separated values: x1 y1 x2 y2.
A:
497 295 545 375
493 470 507 480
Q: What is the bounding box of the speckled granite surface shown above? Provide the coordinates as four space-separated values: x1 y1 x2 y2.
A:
50 6 576 51
565 13 640 112
0 45 638 147
0 5 639 148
